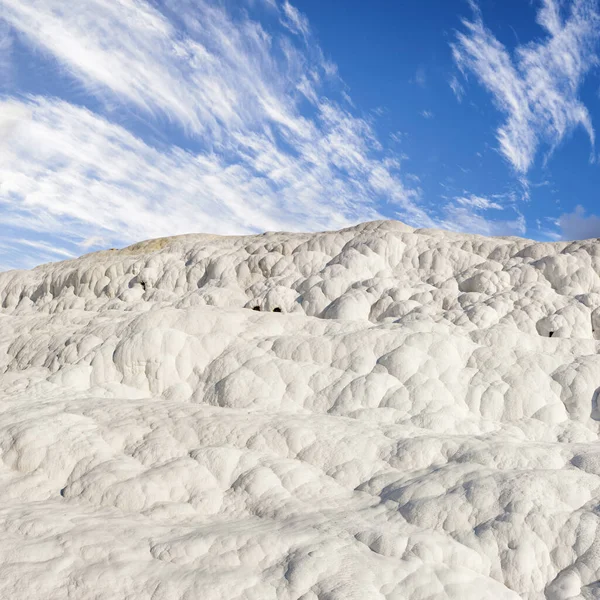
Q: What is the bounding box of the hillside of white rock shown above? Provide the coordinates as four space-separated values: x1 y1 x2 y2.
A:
1 220 600 599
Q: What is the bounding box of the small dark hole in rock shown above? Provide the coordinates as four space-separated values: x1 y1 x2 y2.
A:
252 306 260 311
548 331 554 338
140 281 146 291
60 487 66 497
273 307 282 313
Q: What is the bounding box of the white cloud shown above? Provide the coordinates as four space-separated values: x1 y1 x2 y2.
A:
452 0 600 172
0 0 319 139
12 239 75 258
559 205 600 239
390 131 407 144
0 0 436 269
442 206 526 237
455 194 503 210
420 110 434 119
0 96 432 267
0 0 543 268
281 1 310 38
449 75 464 102
439 192 526 237
0 236 76 271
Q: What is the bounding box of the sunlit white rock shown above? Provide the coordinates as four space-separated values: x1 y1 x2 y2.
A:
0 220 600 599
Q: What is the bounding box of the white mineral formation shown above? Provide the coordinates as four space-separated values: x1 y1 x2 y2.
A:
1 220 600 599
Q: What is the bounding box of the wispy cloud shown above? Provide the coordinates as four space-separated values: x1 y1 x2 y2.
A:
1 0 312 137
281 1 310 38
455 194 503 210
449 75 464 102
0 236 76 271
0 96 393 252
452 0 600 173
0 89 436 268
420 110 434 119
559 205 600 239
0 0 433 269
440 193 526 237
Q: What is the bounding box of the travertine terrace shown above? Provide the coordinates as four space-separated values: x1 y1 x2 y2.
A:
1 220 600 599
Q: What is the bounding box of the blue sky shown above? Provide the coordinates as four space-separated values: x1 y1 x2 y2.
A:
1 0 600 270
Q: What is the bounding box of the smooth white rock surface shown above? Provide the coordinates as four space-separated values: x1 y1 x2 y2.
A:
1 220 600 599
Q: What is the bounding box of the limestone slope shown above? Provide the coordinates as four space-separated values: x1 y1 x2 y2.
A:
1 220 600 599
